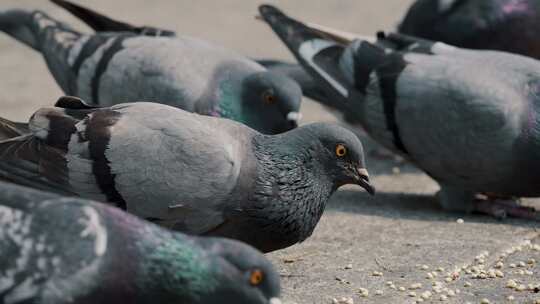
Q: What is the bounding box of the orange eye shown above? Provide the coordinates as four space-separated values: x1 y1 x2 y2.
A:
249 269 264 286
335 144 347 157
263 91 276 104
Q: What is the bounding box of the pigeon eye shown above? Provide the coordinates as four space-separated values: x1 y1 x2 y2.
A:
335 144 347 157
263 91 276 104
249 269 264 286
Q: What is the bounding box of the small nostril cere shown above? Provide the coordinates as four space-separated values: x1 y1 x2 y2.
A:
269 298 282 304
286 112 302 122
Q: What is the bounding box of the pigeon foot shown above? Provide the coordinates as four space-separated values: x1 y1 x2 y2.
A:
474 199 539 221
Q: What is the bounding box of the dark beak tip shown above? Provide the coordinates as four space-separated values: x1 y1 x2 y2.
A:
357 176 375 196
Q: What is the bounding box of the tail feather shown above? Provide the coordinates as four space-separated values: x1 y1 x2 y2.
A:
0 117 29 141
0 9 81 51
0 9 87 94
258 5 353 102
0 9 41 50
50 0 136 32
50 0 175 36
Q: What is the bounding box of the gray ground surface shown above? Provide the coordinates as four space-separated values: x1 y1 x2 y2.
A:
0 1 538 303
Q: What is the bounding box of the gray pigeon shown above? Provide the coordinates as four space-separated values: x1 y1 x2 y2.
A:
0 0 302 134
399 0 540 60
0 181 281 304
0 96 374 252
258 5 540 220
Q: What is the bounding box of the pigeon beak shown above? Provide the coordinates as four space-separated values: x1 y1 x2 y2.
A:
269 298 282 304
286 111 302 128
286 111 302 123
355 167 375 195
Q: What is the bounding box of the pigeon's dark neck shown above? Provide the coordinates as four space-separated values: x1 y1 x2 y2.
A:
197 63 249 122
249 134 336 249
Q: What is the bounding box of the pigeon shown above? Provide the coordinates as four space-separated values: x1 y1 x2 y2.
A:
399 0 540 60
0 181 281 304
0 0 302 134
0 96 375 252
258 5 540 220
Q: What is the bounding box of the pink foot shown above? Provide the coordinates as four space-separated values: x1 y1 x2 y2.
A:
474 199 539 221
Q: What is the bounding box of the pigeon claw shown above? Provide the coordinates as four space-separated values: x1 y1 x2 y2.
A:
474 199 539 221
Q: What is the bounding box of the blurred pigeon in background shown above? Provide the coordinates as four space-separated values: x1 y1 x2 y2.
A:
258 4 540 220
0 181 281 304
399 0 540 60
0 96 374 252
0 0 302 134
259 0 540 110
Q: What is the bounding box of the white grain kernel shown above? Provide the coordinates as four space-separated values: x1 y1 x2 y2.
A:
506 280 518 288
410 283 422 290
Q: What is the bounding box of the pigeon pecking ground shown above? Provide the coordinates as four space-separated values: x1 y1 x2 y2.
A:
0 1 538 303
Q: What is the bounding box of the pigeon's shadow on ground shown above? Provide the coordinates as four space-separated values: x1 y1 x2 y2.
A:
327 190 539 228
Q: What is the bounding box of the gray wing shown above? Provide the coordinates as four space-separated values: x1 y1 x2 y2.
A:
0 101 247 233
0 99 119 203
0 134 74 195
95 102 248 234
387 47 530 184
0 185 107 303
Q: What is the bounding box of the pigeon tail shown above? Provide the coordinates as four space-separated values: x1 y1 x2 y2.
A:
0 9 44 50
50 0 175 36
258 5 325 54
258 5 354 106
0 8 84 51
0 117 29 141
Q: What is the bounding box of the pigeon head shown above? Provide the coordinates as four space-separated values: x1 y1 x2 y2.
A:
247 123 374 251
194 236 281 304
282 123 374 193
241 71 302 134
128 221 280 304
